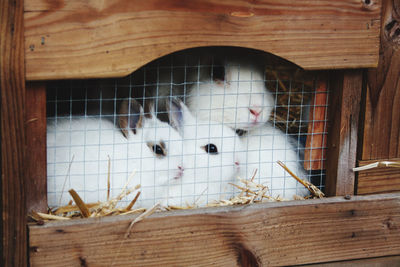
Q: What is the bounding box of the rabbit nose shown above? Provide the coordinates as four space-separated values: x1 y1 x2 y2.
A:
175 166 184 180
235 161 240 171
249 108 261 118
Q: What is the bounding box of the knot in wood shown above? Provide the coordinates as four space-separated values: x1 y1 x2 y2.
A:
361 0 378 11
385 19 400 48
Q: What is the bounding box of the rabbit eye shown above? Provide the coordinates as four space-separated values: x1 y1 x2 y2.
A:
203 143 218 154
148 142 166 157
153 145 165 156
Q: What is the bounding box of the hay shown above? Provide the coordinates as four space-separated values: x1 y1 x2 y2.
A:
277 161 325 198
353 160 400 172
265 67 317 134
33 161 323 222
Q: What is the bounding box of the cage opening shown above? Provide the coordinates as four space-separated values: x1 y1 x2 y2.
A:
46 47 329 209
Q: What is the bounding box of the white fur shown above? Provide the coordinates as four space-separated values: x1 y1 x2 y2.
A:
239 123 310 199
186 60 274 130
47 115 184 208
141 55 275 131
47 101 246 208
165 100 246 207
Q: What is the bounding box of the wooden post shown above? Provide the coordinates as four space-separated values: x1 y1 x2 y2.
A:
1 0 27 266
325 70 363 196
361 0 400 161
355 0 400 195
26 83 47 213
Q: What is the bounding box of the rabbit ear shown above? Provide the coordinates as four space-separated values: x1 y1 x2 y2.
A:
211 58 225 82
166 98 184 134
118 98 144 138
166 98 197 135
142 99 155 119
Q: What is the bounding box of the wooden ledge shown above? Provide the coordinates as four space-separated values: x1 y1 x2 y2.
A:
29 193 400 266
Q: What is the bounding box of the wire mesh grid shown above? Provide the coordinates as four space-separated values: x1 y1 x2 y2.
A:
46 49 329 209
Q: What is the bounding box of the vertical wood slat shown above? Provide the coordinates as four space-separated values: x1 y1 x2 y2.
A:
26 83 47 213
361 0 400 160
1 0 27 266
304 79 328 170
325 70 363 197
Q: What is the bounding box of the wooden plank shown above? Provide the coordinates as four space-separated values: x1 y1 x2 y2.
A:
361 0 400 160
25 83 47 213
302 255 400 266
304 79 328 170
1 0 27 266
325 70 363 196
357 158 400 195
29 193 400 266
24 0 382 80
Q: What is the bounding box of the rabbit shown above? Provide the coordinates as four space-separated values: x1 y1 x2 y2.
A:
47 98 185 209
239 123 310 200
185 57 275 132
125 48 275 133
163 98 246 207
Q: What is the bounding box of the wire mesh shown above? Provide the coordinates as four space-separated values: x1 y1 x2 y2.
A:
46 48 329 208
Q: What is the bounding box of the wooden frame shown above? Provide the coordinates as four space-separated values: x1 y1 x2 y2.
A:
24 0 382 80
1 0 27 266
29 194 400 266
2 0 400 266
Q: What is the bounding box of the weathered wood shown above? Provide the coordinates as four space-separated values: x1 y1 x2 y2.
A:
25 83 47 213
361 0 400 160
24 0 382 80
29 193 400 266
325 70 363 196
357 158 400 195
302 255 400 266
1 0 27 266
304 79 328 170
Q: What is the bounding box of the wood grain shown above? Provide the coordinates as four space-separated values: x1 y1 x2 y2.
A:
303 255 400 266
361 0 400 160
304 79 328 170
1 0 27 266
24 0 382 80
25 83 47 213
326 70 363 196
357 158 400 195
29 193 400 266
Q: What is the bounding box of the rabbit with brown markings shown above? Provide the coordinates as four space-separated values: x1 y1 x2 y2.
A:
132 49 275 133
47 99 185 208
185 57 274 132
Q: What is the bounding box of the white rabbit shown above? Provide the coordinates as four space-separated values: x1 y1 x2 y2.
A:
164 99 246 207
185 58 275 132
47 99 185 209
128 49 274 132
240 123 310 199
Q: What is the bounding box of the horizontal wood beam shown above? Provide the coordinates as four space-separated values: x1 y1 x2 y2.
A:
24 0 382 80
302 255 400 266
29 193 400 266
357 158 400 195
